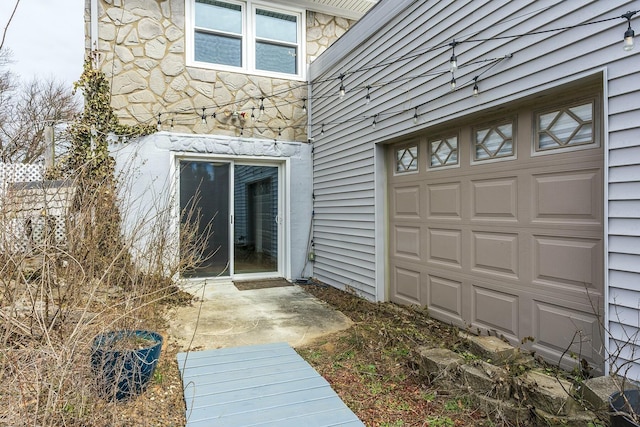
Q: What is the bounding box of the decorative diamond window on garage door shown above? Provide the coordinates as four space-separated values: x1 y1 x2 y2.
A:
388 93 604 373
396 145 418 173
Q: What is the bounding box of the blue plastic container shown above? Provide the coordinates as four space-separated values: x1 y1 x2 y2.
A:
610 389 640 427
91 330 163 401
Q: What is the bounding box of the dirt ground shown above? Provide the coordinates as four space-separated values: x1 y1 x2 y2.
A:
297 283 495 427
115 282 507 427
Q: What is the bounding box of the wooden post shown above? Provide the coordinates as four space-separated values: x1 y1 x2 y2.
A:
44 123 54 168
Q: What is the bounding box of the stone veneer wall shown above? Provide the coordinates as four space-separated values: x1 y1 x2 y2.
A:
306 11 353 64
85 0 354 142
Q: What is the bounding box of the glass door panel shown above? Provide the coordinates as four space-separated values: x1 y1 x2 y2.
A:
234 165 278 274
179 161 230 277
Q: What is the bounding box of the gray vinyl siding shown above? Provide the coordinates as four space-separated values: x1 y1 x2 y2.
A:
609 124 640 379
310 0 640 376
608 42 640 378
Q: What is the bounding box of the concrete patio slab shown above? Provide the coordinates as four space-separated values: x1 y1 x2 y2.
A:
167 281 353 351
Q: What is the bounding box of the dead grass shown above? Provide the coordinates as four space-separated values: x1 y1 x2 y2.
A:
297 283 498 427
0 168 204 426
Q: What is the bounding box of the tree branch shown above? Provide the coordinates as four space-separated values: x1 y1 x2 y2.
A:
0 0 21 52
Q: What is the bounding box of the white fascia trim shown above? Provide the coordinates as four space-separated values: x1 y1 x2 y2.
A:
168 151 180 282
284 157 292 280
269 0 371 20
374 143 387 302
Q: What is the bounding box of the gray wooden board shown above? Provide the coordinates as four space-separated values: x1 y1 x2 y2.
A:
177 342 364 427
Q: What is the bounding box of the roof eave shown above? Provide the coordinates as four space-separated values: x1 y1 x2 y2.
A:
270 0 376 20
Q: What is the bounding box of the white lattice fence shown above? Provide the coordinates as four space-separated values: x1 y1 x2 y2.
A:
0 162 43 188
1 162 73 254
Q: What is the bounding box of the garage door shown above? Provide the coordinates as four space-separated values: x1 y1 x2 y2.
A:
388 91 604 372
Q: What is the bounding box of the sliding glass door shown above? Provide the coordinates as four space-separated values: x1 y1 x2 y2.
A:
179 160 280 279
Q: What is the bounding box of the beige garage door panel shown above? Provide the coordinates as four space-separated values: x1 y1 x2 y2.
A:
533 235 603 290
471 177 519 220
427 228 462 267
471 284 520 337
532 169 603 224
393 264 422 305
427 274 464 323
531 298 603 364
427 182 462 219
393 185 421 218
471 231 520 278
394 225 421 260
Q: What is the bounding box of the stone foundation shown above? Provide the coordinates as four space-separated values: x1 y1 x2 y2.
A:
413 334 617 426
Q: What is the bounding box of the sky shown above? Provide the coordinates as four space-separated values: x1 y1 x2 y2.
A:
0 0 85 88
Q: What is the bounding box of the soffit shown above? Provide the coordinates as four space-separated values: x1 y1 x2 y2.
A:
270 0 378 20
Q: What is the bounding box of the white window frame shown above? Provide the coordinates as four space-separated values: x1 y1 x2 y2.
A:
186 0 306 80
170 152 289 282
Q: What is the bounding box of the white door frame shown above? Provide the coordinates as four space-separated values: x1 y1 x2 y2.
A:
171 152 288 282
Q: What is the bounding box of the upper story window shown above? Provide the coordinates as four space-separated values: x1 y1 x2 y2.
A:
190 0 303 79
194 1 243 67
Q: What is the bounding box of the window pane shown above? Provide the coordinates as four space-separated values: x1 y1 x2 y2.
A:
396 146 418 173
539 133 556 149
539 111 556 130
474 122 513 161
234 165 279 274
536 101 594 150
476 146 489 160
498 140 513 156
551 112 580 141
570 103 592 121
195 31 242 66
573 123 593 144
484 131 503 153
498 124 513 139
180 161 230 278
256 42 296 74
195 0 242 34
256 9 297 43
437 141 451 158
430 137 458 167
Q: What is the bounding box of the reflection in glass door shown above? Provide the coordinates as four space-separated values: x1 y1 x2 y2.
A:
179 161 230 277
179 161 280 279
234 165 278 274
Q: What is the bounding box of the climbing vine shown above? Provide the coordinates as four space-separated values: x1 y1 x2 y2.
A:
54 57 156 279
65 58 155 182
